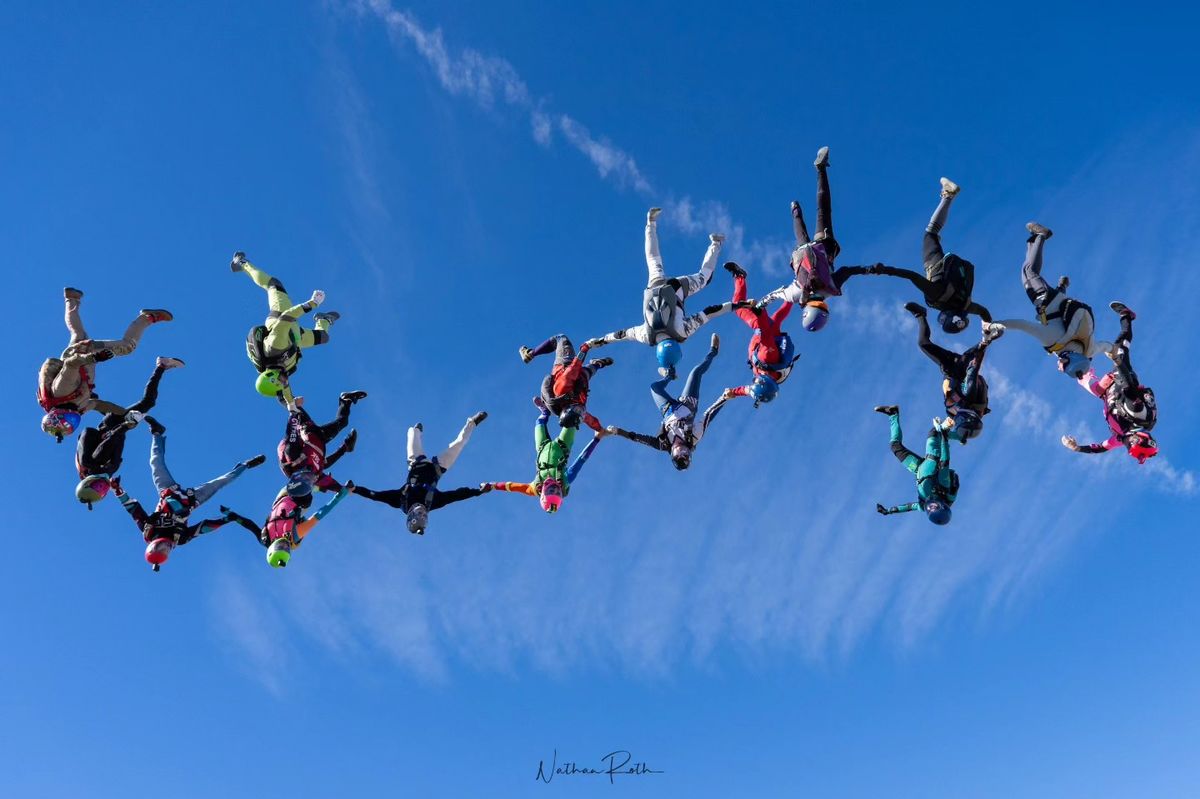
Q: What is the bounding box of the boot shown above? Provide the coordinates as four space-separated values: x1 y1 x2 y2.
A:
470 411 488 426
904 302 927 318
939 177 960 198
157 356 185 370
1025 221 1053 239
140 309 173 324
145 416 167 436
874 405 899 416
723 261 747 278
813 146 830 168
340 390 368 404
230 251 247 272
240 454 267 470
1109 301 1136 320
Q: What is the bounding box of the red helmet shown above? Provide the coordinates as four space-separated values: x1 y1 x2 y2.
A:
1127 431 1158 464
145 537 175 568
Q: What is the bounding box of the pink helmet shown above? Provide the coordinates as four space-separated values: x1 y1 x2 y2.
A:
145 537 174 569
539 479 563 513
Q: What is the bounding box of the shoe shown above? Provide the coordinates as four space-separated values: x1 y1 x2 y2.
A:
342 429 358 453
939 177 960 198
814 146 829 168
710 333 720 353
710 233 725 244
64 287 83 300
982 321 1005 345
414 422 423 431
874 405 899 416
157 356 185 370
470 411 488 426
340 390 368 404
314 311 340 324
532 396 548 412
647 207 662 223
591 357 614 369
904 302 927 318
145 416 167 436
241 454 267 470
1109 301 1135 320
723 261 747 278
519 346 535 363
1056 276 1070 292
230 252 247 272
1026 222 1053 239
140 309 173 323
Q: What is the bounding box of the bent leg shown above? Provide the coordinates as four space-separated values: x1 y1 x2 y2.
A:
887 414 922 472
996 318 1061 348
553 335 576 367
650 377 676 415
295 326 330 350
318 396 353 441
677 237 722 299
435 417 479 472
526 335 560 360
915 315 959 375
922 231 946 271
127 364 167 414
149 433 178 491
191 464 248 508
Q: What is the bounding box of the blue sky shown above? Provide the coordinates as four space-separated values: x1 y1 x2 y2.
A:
3 1 1200 796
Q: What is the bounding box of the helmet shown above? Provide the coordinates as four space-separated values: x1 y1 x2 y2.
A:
286 469 317 498
925 501 952 526
801 300 829 332
656 340 682 370
558 407 582 429
255 369 286 398
267 538 293 568
936 310 968 334
145 537 174 568
42 409 81 441
1126 431 1159 464
670 441 692 470
406 504 429 534
75 474 112 507
539 479 563 513
949 408 983 440
749 375 780 406
1057 351 1091 379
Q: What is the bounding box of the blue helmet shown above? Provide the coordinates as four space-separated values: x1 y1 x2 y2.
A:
286 470 317 498
802 300 829 332
925 500 952 526
937 310 968 334
749 375 780 406
949 408 982 440
1057 350 1091 380
656 340 682 369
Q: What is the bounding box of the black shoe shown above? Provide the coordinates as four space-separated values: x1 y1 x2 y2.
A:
874 405 899 416
230 251 247 272
723 261 747 278
241 454 267 470
470 411 488 426
591 357 614 370
904 302 927 318
145 416 167 436
342 429 358 453
414 422 424 431
340 390 368 404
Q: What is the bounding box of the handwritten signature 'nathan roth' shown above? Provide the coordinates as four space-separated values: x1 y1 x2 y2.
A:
536 750 664 784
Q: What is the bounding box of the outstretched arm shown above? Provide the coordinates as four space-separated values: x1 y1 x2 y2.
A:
218 506 266 543
876 502 921 515
491 481 538 496
605 425 666 451
832 265 869 290
967 301 992 323
430 484 489 510
871 265 936 294
565 433 604 484
295 486 350 539
587 324 651 348
1061 434 1121 455
113 481 149 530
350 484 409 508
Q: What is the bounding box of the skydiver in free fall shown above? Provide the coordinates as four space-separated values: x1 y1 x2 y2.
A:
491 399 605 513
872 405 959 526
277 390 368 498
37 287 173 442
518 335 614 432
717 261 798 408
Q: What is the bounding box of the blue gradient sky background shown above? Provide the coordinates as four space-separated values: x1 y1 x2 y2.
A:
3 2 1199 796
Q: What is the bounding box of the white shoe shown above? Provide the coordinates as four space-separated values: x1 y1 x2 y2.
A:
157 356 185 370
710 233 725 244
710 333 720 352
647 207 662 223
939 177 960 198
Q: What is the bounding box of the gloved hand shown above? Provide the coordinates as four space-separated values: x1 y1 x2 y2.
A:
479 482 493 494
1061 435 1080 451
309 289 325 306
111 476 124 496
605 425 623 437
93 349 115 363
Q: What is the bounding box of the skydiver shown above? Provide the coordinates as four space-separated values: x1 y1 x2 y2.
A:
753 147 873 332
491 399 605 513
873 405 958 525
245 483 353 568
37 287 173 442
585 207 732 376
903 302 1003 443
74 356 185 508
605 333 732 469
718 261 798 408
1061 302 1159 463
349 413 492 534
865 177 992 333
518 335 614 431
231 251 339 404
985 223 1112 379
278 390 368 498
112 418 266 570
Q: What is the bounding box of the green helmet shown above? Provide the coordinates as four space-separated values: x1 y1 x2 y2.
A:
267 538 292 568
75 474 112 507
255 369 285 398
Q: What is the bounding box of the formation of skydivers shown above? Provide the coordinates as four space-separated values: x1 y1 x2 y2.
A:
36 147 1160 569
